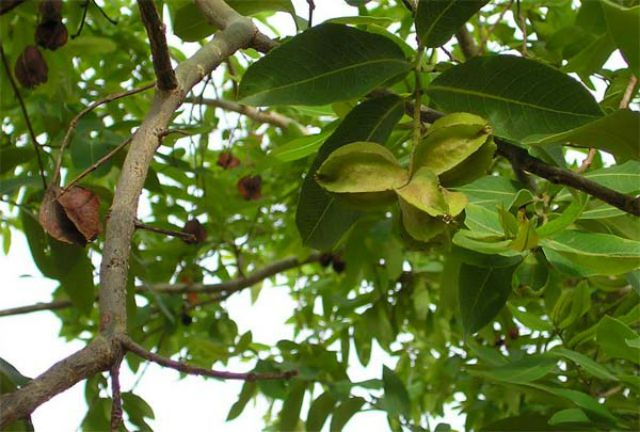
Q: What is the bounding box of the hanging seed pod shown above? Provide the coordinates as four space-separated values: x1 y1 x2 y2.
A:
237 175 262 200
217 151 241 169
181 219 207 244
14 46 48 89
36 20 68 50
39 0 63 22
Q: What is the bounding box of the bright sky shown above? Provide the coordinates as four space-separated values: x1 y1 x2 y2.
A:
0 0 627 430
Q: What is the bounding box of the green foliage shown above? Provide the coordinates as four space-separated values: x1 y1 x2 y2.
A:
1 1 639 431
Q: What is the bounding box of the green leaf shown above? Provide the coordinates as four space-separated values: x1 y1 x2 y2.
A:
306 391 336 431
601 0 640 73
527 384 617 423
542 230 640 276
537 193 588 237
415 0 489 47
226 381 256 421
65 36 117 54
0 357 30 387
395 168 448 216
411 112 492 176
508 304 553 332
596 316 640 364
239 23 410 106
548 408 591 426
399 198 447 242
440 139 497 187
427 55 603 141
458 262 519 334
469 355 557 384
382 366 411 417
279 380 306 431
329 397 365 432
0 146 34 175
523 110 640 162
549 348 618 381
584 160 640 193
271 131 330 162
316 142 408 193
296 94 404 249
60 256 95 315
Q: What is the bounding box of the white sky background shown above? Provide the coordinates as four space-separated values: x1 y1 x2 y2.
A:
0 1 627 431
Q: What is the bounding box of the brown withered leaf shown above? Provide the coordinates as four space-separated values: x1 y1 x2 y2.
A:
36 21 68 51
39 186 86 245
237 175 262 201
217 151 240 169
57 186 102 243
14 45 48 89
181 219 207 244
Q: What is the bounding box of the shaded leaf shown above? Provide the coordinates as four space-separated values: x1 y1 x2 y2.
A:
306 391 336 431
596 316 640 364
329 397 365 432
382 366 411 417
415 0 489 47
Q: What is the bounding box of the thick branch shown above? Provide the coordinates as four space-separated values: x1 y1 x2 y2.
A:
0 338 117 428
120 336 297 381
137 0 178 90
184 96 296 129
99 17 256 337
195 0 278 53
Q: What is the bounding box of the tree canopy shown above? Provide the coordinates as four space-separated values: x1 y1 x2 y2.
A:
0 0 639 431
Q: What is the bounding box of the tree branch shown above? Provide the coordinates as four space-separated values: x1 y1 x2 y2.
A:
455 25 479 60
184 96 297 129
120 336 297 381
0 338 118 428
195 0 278 53
137 0 178 91
0 0 26 15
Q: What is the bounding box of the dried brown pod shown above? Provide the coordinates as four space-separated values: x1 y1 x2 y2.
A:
39 0 63 22
217 151 240 170
182 219 207 244
39 185 102 246
14 46 48 89
36 21 68 50
237 175 262 201
331 255 346 273
319 252 333 268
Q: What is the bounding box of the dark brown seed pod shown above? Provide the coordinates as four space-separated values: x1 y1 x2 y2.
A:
14 46 48 89
39 0 63 22
182 219 207 244
217 151 240 170
331 256 346 273
237 175 262 201
319 253 333 268
36 20 68 50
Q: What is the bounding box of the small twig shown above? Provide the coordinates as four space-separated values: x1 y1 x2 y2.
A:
72 1 91 39
577 74 638 174
516 0 528 56
400 0 415 14
412 44 425 170
60 137 132 195
0 45 47 189
183 96 301 130
0 0 25 15
0 300 73 317
479 0 513 53
53 83 154 186
120 336 298 381
134 220 196 243
91 0 117 25
306 0 315 28
455 25 479 60
110 358 124 432
137 0 177 91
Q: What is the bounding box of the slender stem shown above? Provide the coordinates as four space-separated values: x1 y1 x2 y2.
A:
53 83 154 186
412 44 425 173
0 0 25 15
120 336 297 381
138 0 178 91
60 137 132 195
0 44 47 189
134 220 196 242
306 0 315 27
109 358 124 432
0 300 73 317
